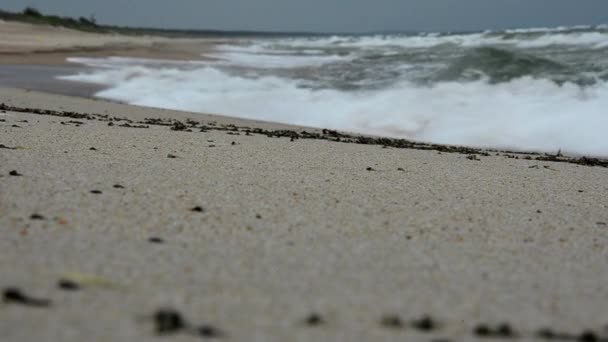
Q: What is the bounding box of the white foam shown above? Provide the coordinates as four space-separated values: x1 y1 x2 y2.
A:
504 25 593 34
61 60 608 157
515 32 608 49
208 51 351 68
267 29 608 50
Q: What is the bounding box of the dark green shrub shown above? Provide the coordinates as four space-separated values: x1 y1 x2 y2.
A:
23 7 42 17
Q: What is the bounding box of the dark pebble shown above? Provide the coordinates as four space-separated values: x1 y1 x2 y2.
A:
366 167 375 171
380 314 403 329
304 313 324 326
579 331 598 342
90 190 102 194
58 279 80 291
411 315 436 332
474 324 491 336
191 206 204 212
167 154 177 158
255 214 262 219
89 147 97 151
149 237 164 244
113 184 125 189
154 309 186 334
197 325 223 338
397 167 405 171
2 287 51 308
9 170 22 176
231 141 236 145
496 323 514 337
30 213 45 220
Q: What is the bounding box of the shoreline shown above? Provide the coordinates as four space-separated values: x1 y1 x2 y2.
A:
1 87 607 168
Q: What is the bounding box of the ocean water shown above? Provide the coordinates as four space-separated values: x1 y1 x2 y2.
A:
60 25 608 156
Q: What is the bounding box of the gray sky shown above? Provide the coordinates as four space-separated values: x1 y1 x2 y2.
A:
2 0 607 33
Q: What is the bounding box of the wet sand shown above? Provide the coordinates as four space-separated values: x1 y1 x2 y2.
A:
0 64 104 98
2 20 608 342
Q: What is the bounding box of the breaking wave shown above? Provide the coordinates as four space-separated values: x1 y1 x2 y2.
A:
61 25 608 156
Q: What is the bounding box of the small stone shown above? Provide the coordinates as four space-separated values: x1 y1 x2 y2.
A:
9 170 22 176
153 309 186 334
89 147 97 151
191 206 204 212
113 184 125 189
412 315 436 331
30 213 45 220
90 190 102 194
197 325 223 338
397 167 405 171
167 154 177 158
366 167 375 171
579 331 598 342
304 313 324 326
58 279 80 291
496 323 514 337
149 237 164 244
2 287 51 307
474 324 491 336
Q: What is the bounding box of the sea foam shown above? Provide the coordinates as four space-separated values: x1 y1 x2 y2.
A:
61 26 608 157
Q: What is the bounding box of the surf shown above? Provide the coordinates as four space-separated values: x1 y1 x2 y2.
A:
60 25 608 157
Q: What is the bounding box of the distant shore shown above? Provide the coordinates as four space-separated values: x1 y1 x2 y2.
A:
0 20 221 65
0 19 221 97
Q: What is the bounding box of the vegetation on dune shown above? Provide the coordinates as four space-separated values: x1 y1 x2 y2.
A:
0 7 323 37
0 7 102 32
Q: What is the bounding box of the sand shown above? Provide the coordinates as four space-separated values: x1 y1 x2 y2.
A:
2 21 608 342
0 20 219 65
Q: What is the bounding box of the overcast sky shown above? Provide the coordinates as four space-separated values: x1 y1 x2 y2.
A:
2 0 607 33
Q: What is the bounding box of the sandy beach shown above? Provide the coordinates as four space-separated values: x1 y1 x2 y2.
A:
2 21 608 342
0 20 219 65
